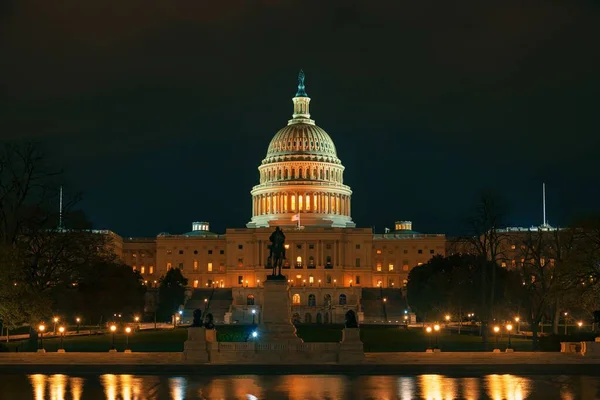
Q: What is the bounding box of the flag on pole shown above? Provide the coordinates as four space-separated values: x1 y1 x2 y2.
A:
291 213 300 222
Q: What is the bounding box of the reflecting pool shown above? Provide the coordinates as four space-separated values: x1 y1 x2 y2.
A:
1 373 599 399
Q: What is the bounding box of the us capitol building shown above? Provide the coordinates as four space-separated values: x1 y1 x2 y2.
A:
110 72 446 324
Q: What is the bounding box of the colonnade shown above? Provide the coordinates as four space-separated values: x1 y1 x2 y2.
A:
252 192 351 217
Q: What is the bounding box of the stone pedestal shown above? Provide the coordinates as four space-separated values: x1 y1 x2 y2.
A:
338 328 364 363
257 278 302 344
183 327 210 363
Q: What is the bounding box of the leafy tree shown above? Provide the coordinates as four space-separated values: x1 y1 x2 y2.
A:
157 268 188 321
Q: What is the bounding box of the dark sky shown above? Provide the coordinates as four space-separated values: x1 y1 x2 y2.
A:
1 0 599 237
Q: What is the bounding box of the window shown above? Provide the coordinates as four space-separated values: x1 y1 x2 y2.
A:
140 266 145 274
501 262 507 268
193 280 199 288
247 295 255 305
376 249 382 255
325 256 332 268
293 294 301 305
326 244 332 250
308 294 316 306
238 244 243 250
179 250 184 255
167 262 172 270
207 279 213 286
376 263 382 272
511 244 516 250
178 263 183 270
355 244 360 250
149 266 154 274
418 249 423 254
238 276 243 285
339 294 347 305
219 263 225 272
220 250 224 255
355 276 361 285
193 261 199 270
308 256 315 267
297 244 302 250
309 244 315 249
430 249 435 254
296 256 303 268
238 258 244 267
388 264 394 271
309 276 314 284
355 258 360 268
326 274 332 284
403 250 408 254
208 262 213 272
402 265 409 271
208 250 212 255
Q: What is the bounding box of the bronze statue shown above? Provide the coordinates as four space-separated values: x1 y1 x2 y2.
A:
192 309 203 327
204 313 215 330
345 310 358 328
268 227 286 276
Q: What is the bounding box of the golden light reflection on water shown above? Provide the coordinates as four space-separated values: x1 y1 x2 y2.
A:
485 374 531 400
21 373 592 399
419 374 457 400
101 373 143 400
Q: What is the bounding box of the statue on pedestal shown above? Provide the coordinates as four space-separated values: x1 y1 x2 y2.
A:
345 310 358 328
192 309 203 327
204 313 215 330
267 227 286 278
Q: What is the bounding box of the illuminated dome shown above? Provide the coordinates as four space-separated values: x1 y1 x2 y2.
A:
247 71 355 229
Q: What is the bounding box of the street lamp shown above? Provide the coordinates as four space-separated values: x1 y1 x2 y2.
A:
125 327 132 351
578 321 583 328
252 309 256 325
445 314 450 327
433 324 440 349
134 316 140 331
506 324 513 349
75 317 81 334
58 326 65 352
564 312 569 335
493 326 500 350
514 316 520 334
425 326 433 350
38 324 46 352
53 317 59 334
110 324 117 351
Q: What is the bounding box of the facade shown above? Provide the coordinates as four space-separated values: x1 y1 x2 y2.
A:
109 72 447 322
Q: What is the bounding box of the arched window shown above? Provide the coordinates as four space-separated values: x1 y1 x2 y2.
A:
292 293 301 305
339 294 347 305
278 169 282 180
247 294 255 305
326 170 329 180
304 313 312 323
306 168 310 179
319 169 323 179
268 170 271 181
324 294 331 306
308 256 315 267
314 168 317 179
316 313 322 324
308 294 316 306
296 256 303 268
299 169 303 179
291 168 295 179
284 169 289 179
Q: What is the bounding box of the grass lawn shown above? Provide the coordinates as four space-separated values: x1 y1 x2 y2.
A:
5 325 537 353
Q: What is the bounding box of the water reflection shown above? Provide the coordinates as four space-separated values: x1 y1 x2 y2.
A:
485 374 531 400
16 373 600 399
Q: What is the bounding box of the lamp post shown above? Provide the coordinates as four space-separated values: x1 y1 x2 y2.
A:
252 309 256 325
425 326 433 350
564 312 569 335
493 326 500 351
110 324 117 351
38 324 46 352
58 326 65 352
506 324 513 350
125 327 132 352
445 314 450 327
75 317 81 334
53 317 59 335
434 324 440 349
514 316 520 334
578 321 583 329
134 316 140 331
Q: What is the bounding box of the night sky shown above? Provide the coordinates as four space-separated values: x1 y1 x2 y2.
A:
1 1 599 237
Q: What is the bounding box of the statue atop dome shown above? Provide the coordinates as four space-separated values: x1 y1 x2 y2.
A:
295 69 308 97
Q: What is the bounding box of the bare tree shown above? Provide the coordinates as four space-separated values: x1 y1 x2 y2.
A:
462 190 508 342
